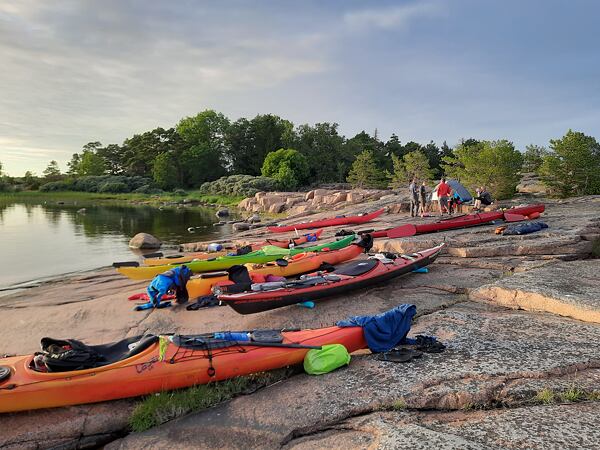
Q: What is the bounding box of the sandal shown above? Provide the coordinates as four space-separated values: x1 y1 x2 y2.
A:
376 348 423 363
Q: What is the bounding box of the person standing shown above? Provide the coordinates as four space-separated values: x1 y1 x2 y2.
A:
408 177 420 217
419 181 428 216
436 178 451 215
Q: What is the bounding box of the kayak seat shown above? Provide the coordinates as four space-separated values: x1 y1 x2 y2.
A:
331 259 378 277
90 334 159 365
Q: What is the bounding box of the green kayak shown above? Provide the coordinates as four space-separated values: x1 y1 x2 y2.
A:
115 234 356 280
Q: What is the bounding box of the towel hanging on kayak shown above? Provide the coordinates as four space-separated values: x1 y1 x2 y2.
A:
336 304 417 352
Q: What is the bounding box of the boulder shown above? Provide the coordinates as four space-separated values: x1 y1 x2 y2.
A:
258 195 284 208
128 233 161 249
233 222 251 231
268 202 286 214
216 209 229 217
288 204 313 215
305 190 315 201
324 192 347 205
347 192 364 203
286 197 302 207
238 198 256 210
247 214 261 223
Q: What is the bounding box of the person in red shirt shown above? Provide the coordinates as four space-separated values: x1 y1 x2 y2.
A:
436 178 451 215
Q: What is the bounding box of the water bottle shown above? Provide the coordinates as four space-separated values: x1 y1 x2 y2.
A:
214 331 250 341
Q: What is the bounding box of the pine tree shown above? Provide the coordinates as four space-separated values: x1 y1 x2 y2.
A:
347 150 387 189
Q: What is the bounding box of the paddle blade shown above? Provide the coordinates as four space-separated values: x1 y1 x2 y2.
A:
386 224 418 239
503 213 527 222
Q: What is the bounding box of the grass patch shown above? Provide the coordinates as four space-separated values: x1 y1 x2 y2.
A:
559 386 585 403
533 386 600 405
0 190 245 207
534 388 555 404
591 238 600 258
391 399 407 410
129 368 292 432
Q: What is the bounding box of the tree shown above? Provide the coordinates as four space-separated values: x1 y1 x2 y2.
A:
538 130 600 197
78 150 107 176
121 128 181 177
225 114 294 175
152 153 179 190
347 150 388 189
420 141 443 176
261 148 309 190
293 122 348 183
67 153 81 175
522 144 548 173
347 131 388 170
97 144 124 174
177 110 230 186
389 150 435 189
442 140 523 199
384 134 404 158
43 160 62 181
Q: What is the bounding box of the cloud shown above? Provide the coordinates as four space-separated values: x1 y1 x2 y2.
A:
0 1 334 174
343 1 442 30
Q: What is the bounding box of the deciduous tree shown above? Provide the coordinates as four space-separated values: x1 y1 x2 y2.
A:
443 140 523 199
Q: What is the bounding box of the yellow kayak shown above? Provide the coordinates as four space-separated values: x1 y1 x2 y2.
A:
114 235 355 280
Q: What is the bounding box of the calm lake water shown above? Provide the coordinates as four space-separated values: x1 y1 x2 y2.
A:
0 199 235 290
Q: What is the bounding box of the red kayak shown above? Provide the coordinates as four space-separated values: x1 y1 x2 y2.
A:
217 244 444 314
268 208 385 233
372 204 545 238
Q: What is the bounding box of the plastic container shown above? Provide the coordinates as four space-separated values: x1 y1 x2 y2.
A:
207 243 223 252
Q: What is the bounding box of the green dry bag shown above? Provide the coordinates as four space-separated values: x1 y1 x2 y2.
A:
303 344 351 375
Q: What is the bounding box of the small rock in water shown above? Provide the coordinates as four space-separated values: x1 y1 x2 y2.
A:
216 208 229 217
77 208 86 214
247 214 261 223
233 222 251 231
129 232 162 249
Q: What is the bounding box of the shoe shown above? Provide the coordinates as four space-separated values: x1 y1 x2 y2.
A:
376 348 423 363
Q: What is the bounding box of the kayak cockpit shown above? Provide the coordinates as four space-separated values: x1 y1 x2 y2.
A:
30 334 159 373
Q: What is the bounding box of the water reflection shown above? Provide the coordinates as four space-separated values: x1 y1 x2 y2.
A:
0 200 233 289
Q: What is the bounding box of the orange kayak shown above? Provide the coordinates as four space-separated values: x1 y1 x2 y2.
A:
143 230 323 266
0 326 366 412
176 236 372 298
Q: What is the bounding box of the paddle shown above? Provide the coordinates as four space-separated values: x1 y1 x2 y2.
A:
386 224 418 239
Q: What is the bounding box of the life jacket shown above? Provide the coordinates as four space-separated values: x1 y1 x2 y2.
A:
156 265 192 303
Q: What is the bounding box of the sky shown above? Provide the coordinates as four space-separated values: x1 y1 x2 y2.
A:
1 0 599 176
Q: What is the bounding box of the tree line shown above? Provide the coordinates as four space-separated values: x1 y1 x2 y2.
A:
0 108 599 199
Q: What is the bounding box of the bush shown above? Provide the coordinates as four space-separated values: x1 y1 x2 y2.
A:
39 181 70 192
261 148 309 190
173 189 187 196
199 175 278 197
133 185 164 195
98 182 129 193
